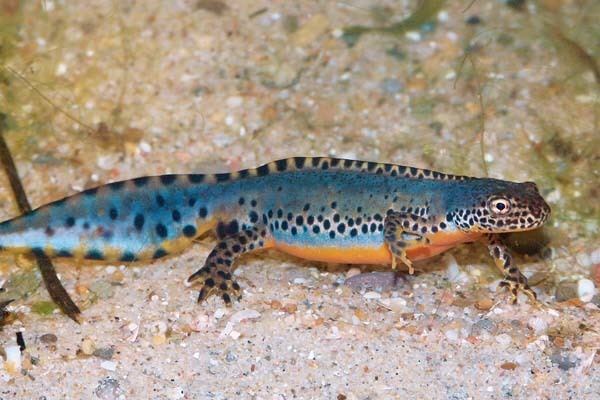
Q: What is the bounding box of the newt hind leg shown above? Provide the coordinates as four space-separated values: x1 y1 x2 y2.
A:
485 234 538 304
187 225 270 305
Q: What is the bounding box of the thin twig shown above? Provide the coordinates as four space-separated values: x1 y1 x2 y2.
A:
0 114 81 322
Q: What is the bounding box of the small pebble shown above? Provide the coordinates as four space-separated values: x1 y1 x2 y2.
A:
527 316 548 335
152 334 167 346
380 78 403 94
363 291 381 300
500 361 518 370
93 347 115 360
3 345 21 373
100 360 117 371
39 333 58 344
577 279 596 302
94 377 122 400
495 333 512 347
81 338 96 355
555 281 578 302
475 297 494 311
346 268 361 279
466 15 481 25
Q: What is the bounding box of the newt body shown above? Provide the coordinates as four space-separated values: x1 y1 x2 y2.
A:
0 157 550 303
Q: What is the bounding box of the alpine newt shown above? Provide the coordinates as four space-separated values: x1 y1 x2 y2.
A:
0 157 550 304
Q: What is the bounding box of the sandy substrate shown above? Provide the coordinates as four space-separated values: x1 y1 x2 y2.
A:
1 1 599 399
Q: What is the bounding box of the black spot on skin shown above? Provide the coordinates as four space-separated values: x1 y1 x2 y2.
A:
109 181 125 191
337 224 346 234
199 207 208 218
312 225 320 234
384 164 392 172
321 161 329 170
439 222 447 229
85 249 104 260
303 203 310 212
348 218 354 227
281 221 288 230
133 177 149 187
82 187 98 197
226 220 239 235
287 212 293 221
188 174 204 183
120 252 137 262
172 210 181 222
256 164 269 176
153 248 168 259
232 244 242 253
65 217 75 228
156 194 166 207
156 223 168 238
160 175 177 185
333 214 340 223
295 215 304 226
188 198 197 207
262 214 268 224
367 162 377 171
216 173 230 182
311 157 322 167
330 158 340 167
109 208 118 220
370 223 377 232
249 211 259 223
307 215 314 225
238 197 245 205
291 227 298 235
83 222 91 230
251 199 257 207
275 159 287 171
277 209 283 218
294 157 306 169
361 224 368 234
323 219 331 229
134 214 145 231
183 225 197 237
45 226 55 236
329 231 336 239
238 169 250 178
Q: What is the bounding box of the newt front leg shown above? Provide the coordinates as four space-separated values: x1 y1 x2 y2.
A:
484 233 538 304
383 211 432 274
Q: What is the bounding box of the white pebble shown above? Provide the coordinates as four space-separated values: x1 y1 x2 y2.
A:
100 361 117 371
139 141 152 153
527 316 548 335
226 96 243 108
577 279 596 302
405 31 421 41
495 333 512 347
292 277 307 285
445 329 459 341
3 345 21 372
363 291 381 300
55 63 67 76
230 309 261 323
214 308 226 319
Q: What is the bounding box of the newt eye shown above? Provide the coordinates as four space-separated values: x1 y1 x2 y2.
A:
488 197 511 215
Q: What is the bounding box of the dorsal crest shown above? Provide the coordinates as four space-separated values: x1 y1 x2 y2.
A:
205 157 474 183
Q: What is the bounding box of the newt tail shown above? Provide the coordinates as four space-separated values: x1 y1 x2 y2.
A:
0 157 550 305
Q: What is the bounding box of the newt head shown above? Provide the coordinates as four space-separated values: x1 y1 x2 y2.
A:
450 179 551 233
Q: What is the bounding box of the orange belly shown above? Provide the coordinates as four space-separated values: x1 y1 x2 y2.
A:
273 231 482 265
